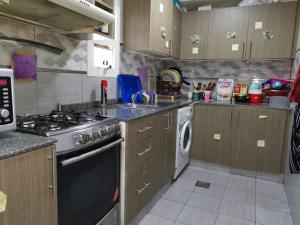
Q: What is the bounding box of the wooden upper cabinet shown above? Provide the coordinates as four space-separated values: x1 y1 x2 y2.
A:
180 11 210 59
247 2 297 59
123 0 174 56
207 7 250 60
0 146 57 225
171 6 182 58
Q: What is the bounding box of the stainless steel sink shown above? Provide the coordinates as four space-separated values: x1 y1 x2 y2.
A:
113 103 161 110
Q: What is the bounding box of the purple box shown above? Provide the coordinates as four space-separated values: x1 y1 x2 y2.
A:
12 53 37 80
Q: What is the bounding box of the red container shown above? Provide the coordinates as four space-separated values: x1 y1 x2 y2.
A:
249 94 263 103
265 89 289 97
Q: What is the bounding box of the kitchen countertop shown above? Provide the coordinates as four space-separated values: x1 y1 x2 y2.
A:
96 99 193 121
194 100 292 110
93 98 291 122
0 132 57 160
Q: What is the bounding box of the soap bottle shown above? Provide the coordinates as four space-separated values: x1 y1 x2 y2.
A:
101 80 108 106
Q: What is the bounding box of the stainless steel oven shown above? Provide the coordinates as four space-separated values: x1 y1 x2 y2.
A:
57 135 123 225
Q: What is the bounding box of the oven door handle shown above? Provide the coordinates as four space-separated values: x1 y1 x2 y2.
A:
60 138 124 167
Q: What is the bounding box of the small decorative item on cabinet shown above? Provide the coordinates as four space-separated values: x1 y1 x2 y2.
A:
161 27 168 39
226 31 237 39
263 30 274 40
191 34 201 44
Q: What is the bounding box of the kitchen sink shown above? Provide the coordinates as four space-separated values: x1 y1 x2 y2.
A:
112 103 162 110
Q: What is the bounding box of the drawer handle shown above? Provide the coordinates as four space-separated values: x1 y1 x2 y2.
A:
137 126 153 134
259 115 268 119
137 145 152 157
137 182 150 195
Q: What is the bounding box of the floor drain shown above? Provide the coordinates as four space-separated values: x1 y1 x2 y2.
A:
195 181 211 189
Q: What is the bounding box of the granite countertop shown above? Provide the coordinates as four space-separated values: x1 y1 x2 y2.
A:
194 100 292 110
0 132 57 160
94 98 291 122
97 99 193 121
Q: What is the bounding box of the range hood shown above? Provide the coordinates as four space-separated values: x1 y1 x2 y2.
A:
0 0 115 32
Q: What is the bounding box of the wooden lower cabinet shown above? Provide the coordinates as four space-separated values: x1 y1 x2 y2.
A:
191 104 233 165
192 104 290 174
124 109 177 225
232 107 289 173
0 145 57 225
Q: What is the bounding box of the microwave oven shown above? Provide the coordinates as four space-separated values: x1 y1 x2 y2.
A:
0 69 16 132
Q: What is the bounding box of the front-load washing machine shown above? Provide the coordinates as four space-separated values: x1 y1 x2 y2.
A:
174 105 193 179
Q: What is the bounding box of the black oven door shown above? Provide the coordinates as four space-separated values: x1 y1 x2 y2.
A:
57 136 123 225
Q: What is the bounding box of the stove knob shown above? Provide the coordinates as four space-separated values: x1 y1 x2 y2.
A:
101 129 108 136
107 126 114 135
75 134 84 144
88 132 94 141
0 109 10 119
114 124 121 133
93 131 100 139
82 134 89 143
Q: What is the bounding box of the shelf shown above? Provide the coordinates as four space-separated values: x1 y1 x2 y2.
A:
95 0 114 13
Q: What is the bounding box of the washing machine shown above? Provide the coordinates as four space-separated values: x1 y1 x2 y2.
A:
174 105 193 179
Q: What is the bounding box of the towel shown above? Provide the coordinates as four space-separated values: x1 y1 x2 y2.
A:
290 103 300 173
289 67 300 103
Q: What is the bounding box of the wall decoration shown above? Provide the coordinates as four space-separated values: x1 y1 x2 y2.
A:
160 27 167 39
227 32 237 39
263 30 274 40
191 34 201 44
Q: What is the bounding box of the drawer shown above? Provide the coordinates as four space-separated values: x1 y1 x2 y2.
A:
126 116 155 146
125 137 154 172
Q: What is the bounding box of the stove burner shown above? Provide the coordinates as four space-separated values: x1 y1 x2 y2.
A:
17 110 108 133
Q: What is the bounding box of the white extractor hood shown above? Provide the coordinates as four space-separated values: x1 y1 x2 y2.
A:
0 0 115 32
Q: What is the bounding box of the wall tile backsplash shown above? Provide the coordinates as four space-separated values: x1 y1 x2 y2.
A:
14 73 117 116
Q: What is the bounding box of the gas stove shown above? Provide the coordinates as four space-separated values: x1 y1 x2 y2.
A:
17 110 121 154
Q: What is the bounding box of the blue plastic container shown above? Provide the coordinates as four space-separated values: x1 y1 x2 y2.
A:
117 74 143 103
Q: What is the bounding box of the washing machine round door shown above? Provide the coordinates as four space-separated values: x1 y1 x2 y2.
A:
180 120 192 156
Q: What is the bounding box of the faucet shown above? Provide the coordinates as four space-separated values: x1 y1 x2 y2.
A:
131 93 138 106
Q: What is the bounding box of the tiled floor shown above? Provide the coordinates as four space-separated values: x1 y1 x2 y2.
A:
138 166 294 225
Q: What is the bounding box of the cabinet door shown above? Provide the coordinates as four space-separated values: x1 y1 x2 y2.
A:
150 0 172 55
181 11 210 59
231 107 258 171
191 104 232 165
166 110 177 180
207 7 249 59
191 104 206 161
171 6 182 58
152 112 168 191
254 109 288 174
204 106 233 165
247 2 297 59
0 146 57 225
124 170 138 225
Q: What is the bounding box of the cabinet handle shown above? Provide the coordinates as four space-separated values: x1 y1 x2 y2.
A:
137 145 152 157
164 113 170 130
237 112 240 129
47 149 57 198
242 43 245 59
137 182 150 195
137 126 153 133
258 115 268 119
248 42 252 59
169 40 172 55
